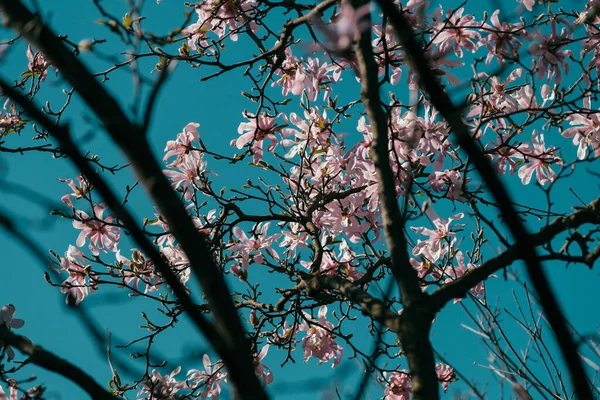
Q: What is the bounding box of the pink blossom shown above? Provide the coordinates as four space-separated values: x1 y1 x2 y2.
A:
298 305 343 368
59 245 97 305
163 152 207 201
73 204 121 255
253 345 274 386
427 169 468 202
0 100 23 135
528 21 573 85
561 110 600 160
436 363 456 392
232 112 280 164
431 7 481 58
486 135 526 176
181 4 214 52
58 174 92 207
116 249 161 294
0 304 27 361
517 130 560 185
412 210 464 263
481 10 524 65
229 222 280 269
163 122 201 167
137 366 186 399
187 354 227 399
383 371 412 400
272 48 307 97
444 251 486 302
0 381 41 400
517 0 536 11
26 45 56 81
160 244 191 288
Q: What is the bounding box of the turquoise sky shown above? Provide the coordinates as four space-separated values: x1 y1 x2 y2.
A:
0 0 599 399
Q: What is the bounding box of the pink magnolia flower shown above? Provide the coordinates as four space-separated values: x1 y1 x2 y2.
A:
445 251 486 302
412 210 464 263
517 130 560 185
303 57 340 101
73 203 121 255
561 108 600 160
427 169 469 202
160 244 191 288
163 152 207 201
163 122 201 167
232 112 280 164
298 305 343 368
181 4 214 52
229 222 280 269
137 366 186 399
431 7 481 58
0 382 41 400
0 100 23 135
116 249 161 294
187 354 227 399
279 222 309 257
481 10 524 65
436 363 457 392
60 245 97 305
0 304 27 361
272 47 308 97
516 0 536 11
383 370 412 400
208 0 259 42
26 45 56 81
528 21 573 85
253 345 274 386
58 174 92 208
486 135 526 176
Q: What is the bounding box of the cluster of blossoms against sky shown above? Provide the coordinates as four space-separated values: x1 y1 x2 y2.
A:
3 0 600 397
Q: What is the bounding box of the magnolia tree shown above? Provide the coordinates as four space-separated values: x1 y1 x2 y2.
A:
0 0 599 398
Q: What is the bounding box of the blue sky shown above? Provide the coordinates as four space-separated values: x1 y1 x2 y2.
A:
0 0 599 399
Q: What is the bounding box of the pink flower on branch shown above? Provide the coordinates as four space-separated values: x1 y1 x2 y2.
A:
412 209 464 263
59 245 97 305
0 304 27 361
229 222 280 269
431 7 482 58
187 354 227 399
232 112 282 164
436 363 457 392
137 366 186 399
517 130 560 185
73 204 121 256
58 174 93 208
298 305 343 368
383 370 412 400
25 45 57 81
253 345 274 386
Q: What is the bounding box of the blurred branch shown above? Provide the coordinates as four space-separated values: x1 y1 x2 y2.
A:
0 1 268 398
0 325 115 400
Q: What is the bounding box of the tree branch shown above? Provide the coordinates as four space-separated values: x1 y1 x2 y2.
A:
430 196 600 310
351 1 437 397
0 325 115 400
375 1 594 397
